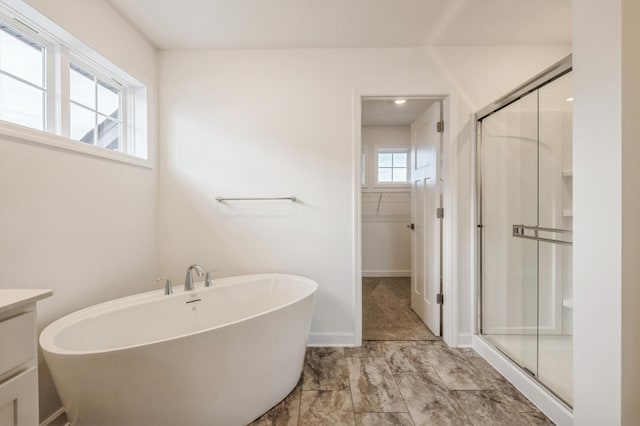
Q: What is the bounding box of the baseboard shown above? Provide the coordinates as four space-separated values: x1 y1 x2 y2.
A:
307 332 354 347
472 335 573 426
40 407 65 426
362 270 411 278
457 333 473 347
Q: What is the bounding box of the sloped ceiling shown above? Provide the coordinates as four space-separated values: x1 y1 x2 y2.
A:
108 0 571 50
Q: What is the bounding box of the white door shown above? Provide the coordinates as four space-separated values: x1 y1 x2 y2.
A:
410 101 442 336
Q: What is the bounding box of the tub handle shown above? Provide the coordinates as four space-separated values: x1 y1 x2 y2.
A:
157 277 173 295
205 270 217 288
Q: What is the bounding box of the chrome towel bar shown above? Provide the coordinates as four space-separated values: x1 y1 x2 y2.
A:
215 196 297 202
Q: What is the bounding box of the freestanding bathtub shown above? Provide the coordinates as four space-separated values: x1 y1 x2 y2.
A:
40 274 317 426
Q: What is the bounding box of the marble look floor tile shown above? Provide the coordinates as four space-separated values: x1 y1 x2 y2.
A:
395 370 471 426
346 357 407 413
520 412 555 425
382 341 435 372
362 278 438 341
424 344 485 390
250 381 301 426
493 381 541 414
452 390 530 426
299 390 355 426
355 412 414 426
362 279 380 298
364 323 436 341
378 278 412 301
466 357 540 413
303 347 349 391
344 341 386 358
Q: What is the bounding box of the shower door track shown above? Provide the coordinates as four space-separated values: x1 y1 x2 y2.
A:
476 55 573 121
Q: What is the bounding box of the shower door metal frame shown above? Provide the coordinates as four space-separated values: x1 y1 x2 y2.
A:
475 54 572 337
468 55 575 425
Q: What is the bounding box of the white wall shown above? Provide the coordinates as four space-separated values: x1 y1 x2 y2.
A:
0 0 158 421
361 126 411 276
574 0 640 424
158 45 570 347
621 1 640 422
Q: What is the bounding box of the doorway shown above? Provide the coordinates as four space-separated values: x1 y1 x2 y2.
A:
358 96 445 342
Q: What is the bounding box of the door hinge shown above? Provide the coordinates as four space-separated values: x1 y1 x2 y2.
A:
437 120 444 133
436 293 444 304
436 207 444 219
407 223 415 230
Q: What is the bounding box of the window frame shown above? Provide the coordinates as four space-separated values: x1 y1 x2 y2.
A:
0 20 52 132
374 147 411 187
0 4 149 168
68 59 126 151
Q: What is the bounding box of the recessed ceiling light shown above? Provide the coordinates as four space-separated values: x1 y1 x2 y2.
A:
566 97 574 102
394 99 407 105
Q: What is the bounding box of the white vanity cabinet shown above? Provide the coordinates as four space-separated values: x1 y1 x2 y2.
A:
0 290 52 426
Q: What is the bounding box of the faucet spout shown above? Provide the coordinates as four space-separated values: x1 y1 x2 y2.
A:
185 264 205 291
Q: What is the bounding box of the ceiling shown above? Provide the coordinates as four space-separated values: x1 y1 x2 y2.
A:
108 0 571 50
362 99 438 126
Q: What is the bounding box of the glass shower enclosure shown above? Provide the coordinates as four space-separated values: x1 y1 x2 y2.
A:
476 57 573 407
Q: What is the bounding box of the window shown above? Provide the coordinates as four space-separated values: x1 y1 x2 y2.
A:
70 64 121 151
377 149 409 184
0 24 46 131
0 6 148 163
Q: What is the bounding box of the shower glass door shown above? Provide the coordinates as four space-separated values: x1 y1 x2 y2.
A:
480 89 539 377
479 69 573 407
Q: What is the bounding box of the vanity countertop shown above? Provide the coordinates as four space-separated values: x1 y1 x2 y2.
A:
0 289 53 314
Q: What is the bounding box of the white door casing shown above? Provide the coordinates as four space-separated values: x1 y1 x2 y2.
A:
410 101 442 336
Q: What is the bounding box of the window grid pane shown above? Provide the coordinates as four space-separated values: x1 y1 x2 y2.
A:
70 66 96 109
0 25 45 88
97 79 119 119
70 64 122 151
392 167 407 182
393 152 407 168
0 74 44 130
0 23 46 131
377 150 409 184
378 167 392 183
378 152 393 167
97 116 119 150
70 102 96 144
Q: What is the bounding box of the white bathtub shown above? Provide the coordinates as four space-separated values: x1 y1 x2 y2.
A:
40 273 317 426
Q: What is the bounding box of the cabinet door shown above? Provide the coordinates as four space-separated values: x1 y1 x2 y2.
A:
0 312 35 374
0 368 38 426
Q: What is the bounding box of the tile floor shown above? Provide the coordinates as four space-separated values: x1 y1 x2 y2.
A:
362 277 438 341
251 278 554 425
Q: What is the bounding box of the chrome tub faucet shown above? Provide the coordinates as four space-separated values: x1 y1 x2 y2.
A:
185 264 205 291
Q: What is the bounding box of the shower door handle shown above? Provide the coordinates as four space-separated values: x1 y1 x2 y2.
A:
512 225 572 246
